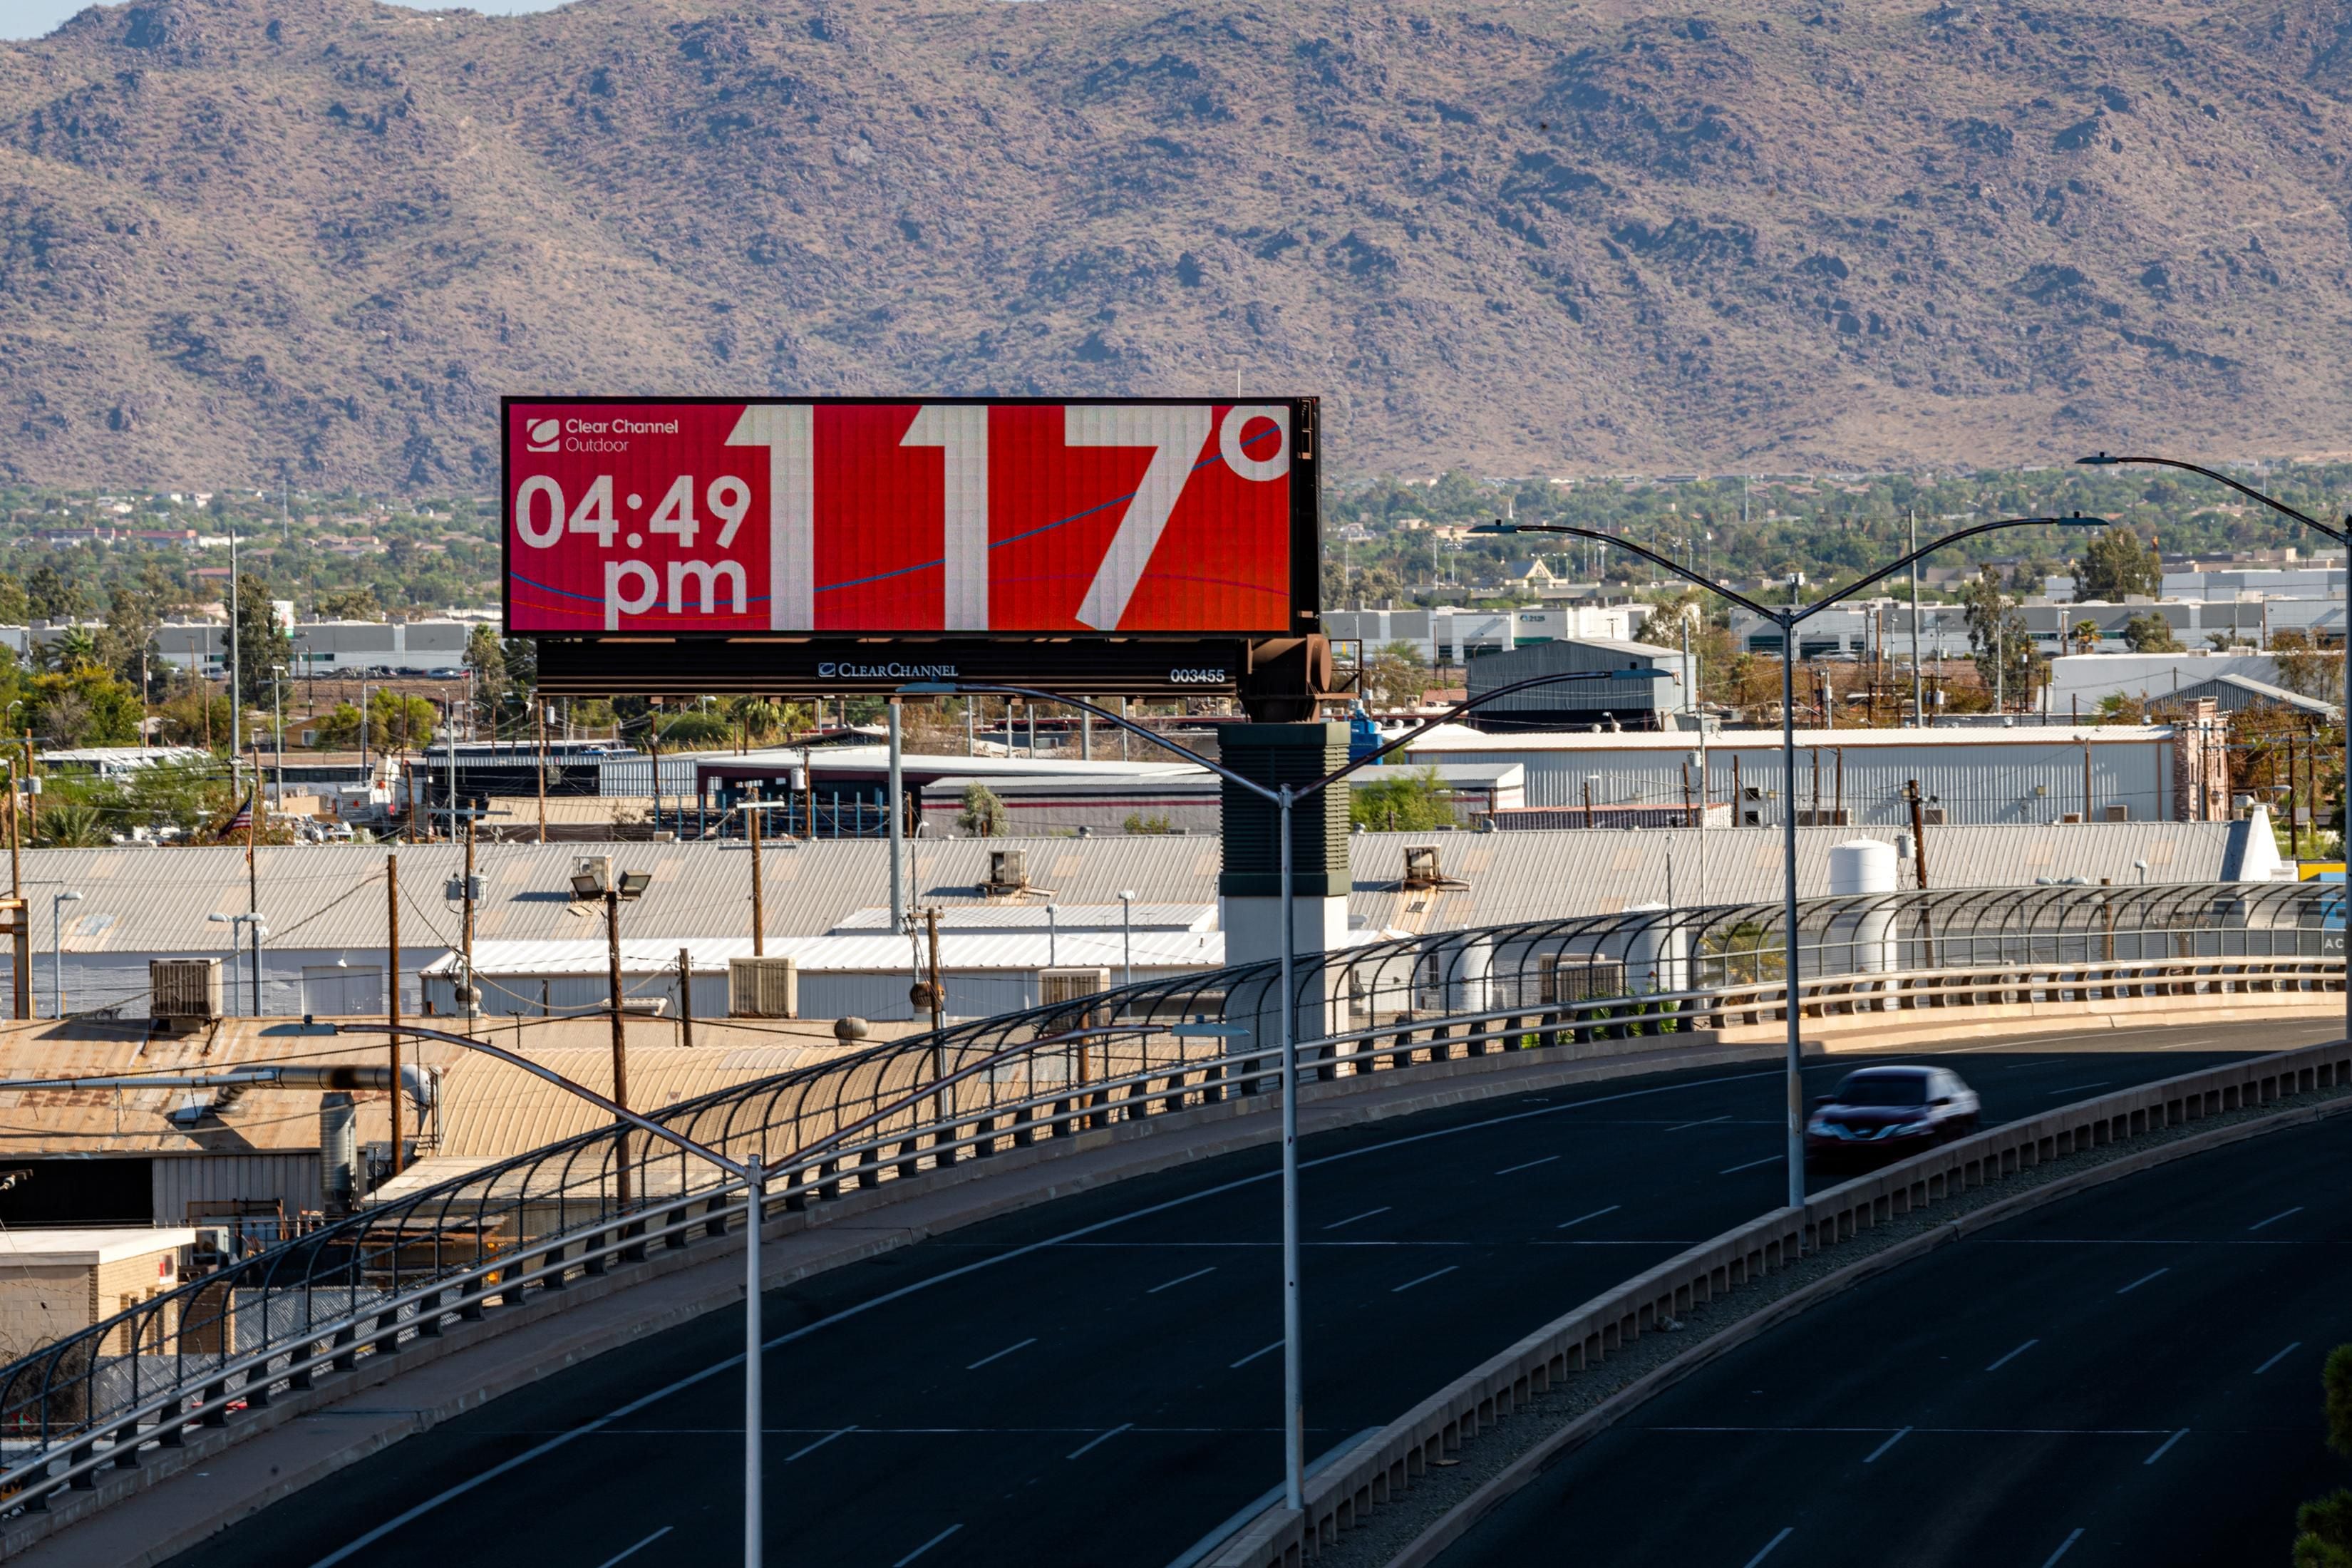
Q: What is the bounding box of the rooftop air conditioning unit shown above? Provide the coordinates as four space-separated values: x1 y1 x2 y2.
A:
1919 807 1948 826
1402 845 1443 888
150 958 222 1030
1038 966 1111 1007
985 849 1028 893
728 956 798 1019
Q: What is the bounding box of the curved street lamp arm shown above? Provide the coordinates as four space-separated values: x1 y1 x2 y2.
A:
932 671 1661 804
1300 666 1664 798
335 1021 748 1177
1472 522 1781 620
2078 454 2348 545
1796 514 2112 621
909 683 1277 803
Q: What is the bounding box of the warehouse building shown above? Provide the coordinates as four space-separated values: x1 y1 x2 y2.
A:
1396 721 2234 827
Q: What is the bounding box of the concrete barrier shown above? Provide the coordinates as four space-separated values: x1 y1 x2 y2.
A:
1203 1035 2352 1567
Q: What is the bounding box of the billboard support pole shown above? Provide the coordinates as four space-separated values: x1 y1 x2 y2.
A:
887 700 906 934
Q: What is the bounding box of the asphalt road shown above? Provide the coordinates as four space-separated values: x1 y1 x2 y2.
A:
1434 1093 2352 1568
160 1019 2325 1568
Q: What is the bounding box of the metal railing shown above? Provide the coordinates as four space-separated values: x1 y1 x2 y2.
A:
0 880 2336 1515
1206 1033 2352 1565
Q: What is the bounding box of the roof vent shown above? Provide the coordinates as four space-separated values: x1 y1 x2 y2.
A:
1401 845 1470 892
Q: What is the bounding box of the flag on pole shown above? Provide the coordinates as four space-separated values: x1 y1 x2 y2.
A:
225 790 254 835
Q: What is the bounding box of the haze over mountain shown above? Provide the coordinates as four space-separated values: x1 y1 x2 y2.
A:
3 0 2349 490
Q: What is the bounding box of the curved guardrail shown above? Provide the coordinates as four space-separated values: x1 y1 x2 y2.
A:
0 880 2336 1517
1204 1033 2352 1566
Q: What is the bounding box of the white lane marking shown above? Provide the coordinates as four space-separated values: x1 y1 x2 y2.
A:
1664 1113 1733 1132
2249 1206 2305 1232
1558 1205 1624 1229
2116 1267 2170 1295
784 1425 856 1463
1862 1426 1912 1464
2047 1082 2111 1095
2041 1528 2086 1567
1324 1207 1392 1232
966 1337 1036 1371
1148 1267 1218 1294
594 1526 674 1568
2256 1342 2303 1376
1986 1339 2039 1372
1066 1423 1133 1460
1495 1155 1561 1176
1742 1527 1795 1567
292 1061 1832 1554
1230 1339 1284 1368
1392 1265 1461 1294
894 1523 963 1566
2143 1428 2189 1465
1721 1156 1779 1175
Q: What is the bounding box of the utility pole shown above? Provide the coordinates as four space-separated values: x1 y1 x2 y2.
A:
1908 510 1925 726
386 852 403 1180
535 695 549 845
229 526 242 760
461 811 478 1018
606 888 632 1210
677 946 696 1049
924 907 944 1033
748 782 765 956
1906 780 1931 889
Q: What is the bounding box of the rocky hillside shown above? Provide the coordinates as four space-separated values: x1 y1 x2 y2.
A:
2 0 2349 488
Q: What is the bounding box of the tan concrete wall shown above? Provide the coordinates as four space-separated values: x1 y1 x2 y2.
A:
0 1265 93 1364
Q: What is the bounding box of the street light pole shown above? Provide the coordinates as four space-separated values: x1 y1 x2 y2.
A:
49 890 81 1019
899 661 1668 1510
1474 513 2108 1211
2077 453 2352 1046
334 1022 771 1568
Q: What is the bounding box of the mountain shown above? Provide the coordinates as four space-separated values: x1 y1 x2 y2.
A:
2 0 2349 490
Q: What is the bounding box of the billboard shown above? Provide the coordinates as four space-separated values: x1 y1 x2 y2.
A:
502 397 1317 642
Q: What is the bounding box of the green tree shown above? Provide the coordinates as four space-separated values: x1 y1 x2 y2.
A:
314 587 382 621
93 582 160 691
230 573 292 703
2272 630 2346 705
25 562 83 622
1363 639 1430 708
656 711 731 746
1961 566 2041 704
29 669 141 745
2294 1346 2352 1567
959 783 1010 836
2123 612 2183 653
0 572 29 625
1350 766 1460 830
368 688 438 751
32 800 108 847
2073 525 2161 602
464 624 507 727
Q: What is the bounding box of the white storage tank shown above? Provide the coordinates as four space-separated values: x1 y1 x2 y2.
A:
1826 839 1899 975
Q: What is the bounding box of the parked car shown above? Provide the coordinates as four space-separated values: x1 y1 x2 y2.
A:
1804 1065 1981 1173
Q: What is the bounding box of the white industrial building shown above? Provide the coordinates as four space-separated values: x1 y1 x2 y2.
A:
154 617 488 678
1396 721 2234 827
1324 604 1655 665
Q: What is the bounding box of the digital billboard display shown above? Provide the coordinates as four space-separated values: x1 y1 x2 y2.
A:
502 397 1317 641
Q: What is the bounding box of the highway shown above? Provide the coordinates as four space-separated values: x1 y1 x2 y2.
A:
1433 1091 2352 1568
158 1020 2323 1568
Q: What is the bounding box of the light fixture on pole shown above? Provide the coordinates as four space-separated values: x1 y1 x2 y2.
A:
1474 512 2109 1209
334 1022 770 1568
897 660 1669 1512
49 891 81 1019
207 910 269 1016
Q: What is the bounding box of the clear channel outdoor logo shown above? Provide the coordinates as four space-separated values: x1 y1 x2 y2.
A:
525 418 561 453
817 662 960 680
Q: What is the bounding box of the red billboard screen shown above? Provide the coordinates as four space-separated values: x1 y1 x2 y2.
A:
502 397 1316 639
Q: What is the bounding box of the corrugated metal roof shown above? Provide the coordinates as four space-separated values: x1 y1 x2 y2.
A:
13 819 2245 968
1402 723 2177 753
1339 822 2235 929
433 929 1229 976
827 903 1214 932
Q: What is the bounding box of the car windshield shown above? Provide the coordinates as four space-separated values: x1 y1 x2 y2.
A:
1834 1073 1929 1107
